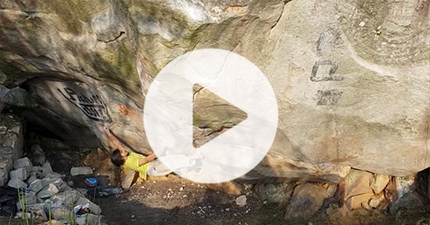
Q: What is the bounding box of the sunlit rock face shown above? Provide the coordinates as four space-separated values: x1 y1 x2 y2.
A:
1 0 430 182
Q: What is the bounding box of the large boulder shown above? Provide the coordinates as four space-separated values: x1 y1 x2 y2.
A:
0 0 429 182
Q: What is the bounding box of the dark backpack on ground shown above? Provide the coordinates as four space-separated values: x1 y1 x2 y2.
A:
0 186 18 217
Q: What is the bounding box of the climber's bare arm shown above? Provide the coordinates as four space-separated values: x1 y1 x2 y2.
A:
103 126 127 154
138 152 156 166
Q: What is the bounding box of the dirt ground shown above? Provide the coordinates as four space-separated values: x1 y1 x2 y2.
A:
96 177 288 225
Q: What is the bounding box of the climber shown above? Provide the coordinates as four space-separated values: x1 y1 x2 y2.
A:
103 126 171 189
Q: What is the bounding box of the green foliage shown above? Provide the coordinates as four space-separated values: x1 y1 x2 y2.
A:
17 188 32 225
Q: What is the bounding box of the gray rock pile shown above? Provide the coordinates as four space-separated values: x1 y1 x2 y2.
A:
6 145 103 225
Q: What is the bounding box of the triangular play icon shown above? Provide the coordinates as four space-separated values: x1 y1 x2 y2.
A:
192 84 248 148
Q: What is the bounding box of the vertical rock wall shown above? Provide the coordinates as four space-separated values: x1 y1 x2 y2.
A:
0 0 429 181
0 114 24 186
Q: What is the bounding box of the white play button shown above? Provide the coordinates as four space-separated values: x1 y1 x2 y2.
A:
143 48 278 183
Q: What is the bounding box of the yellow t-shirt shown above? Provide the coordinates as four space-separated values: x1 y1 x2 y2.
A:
123 152 150 180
